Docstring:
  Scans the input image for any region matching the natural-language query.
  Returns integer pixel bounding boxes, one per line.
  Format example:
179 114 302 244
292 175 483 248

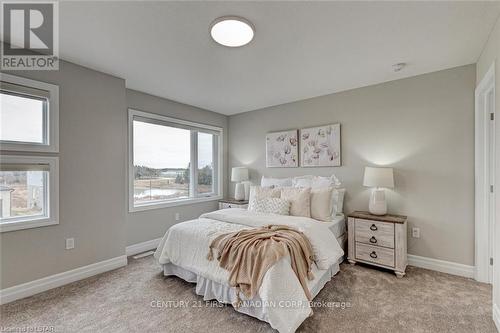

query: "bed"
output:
154 208 345 333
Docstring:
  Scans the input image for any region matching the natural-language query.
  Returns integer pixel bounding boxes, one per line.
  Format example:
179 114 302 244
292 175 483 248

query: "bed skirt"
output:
162 261 340 325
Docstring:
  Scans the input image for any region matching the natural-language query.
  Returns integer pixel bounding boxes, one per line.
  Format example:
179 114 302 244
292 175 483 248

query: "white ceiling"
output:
59 1 500 115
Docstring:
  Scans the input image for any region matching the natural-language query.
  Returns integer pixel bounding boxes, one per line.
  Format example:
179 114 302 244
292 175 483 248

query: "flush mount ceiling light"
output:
210 16 254 47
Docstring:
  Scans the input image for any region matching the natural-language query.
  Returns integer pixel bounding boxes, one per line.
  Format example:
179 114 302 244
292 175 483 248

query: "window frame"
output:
128 108 223 212
0 155 59 233
0 73 59 153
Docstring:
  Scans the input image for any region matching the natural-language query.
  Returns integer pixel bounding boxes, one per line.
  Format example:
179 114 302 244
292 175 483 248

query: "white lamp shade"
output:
363 167 394 188
231 167 249 182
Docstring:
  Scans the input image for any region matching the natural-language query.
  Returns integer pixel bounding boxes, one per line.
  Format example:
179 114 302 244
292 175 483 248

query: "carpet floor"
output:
1 256 496 333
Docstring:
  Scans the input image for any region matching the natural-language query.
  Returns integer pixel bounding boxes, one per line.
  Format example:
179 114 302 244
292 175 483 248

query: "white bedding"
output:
326 214 346 239
161 261 340 328
154 209 344 333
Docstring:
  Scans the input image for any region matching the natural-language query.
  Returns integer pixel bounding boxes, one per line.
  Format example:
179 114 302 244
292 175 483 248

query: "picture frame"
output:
266 130 299 168
300 123 341 167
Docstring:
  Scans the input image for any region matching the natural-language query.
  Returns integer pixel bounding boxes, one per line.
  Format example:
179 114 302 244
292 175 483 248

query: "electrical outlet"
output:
66 238 75 250
412 227 420 239
175 213 180 221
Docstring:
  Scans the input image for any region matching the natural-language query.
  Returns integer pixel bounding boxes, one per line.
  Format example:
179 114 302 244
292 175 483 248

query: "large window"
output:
0 74 60 232
129 109 222 211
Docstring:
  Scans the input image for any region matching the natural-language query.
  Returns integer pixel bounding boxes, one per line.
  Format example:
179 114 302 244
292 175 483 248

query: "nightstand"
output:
218 198 249 210
347 211 408 278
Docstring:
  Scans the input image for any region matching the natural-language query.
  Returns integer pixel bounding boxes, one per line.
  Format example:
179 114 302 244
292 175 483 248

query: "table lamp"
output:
231 167 249 201
363 166 394 215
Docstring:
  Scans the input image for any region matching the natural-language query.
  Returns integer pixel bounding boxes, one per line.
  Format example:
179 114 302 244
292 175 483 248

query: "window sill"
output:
129 195 222 213
0 218 58 233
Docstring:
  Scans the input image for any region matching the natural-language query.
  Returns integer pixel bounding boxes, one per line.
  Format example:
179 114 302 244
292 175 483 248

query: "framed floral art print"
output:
266 130 299 168
300 124 341 167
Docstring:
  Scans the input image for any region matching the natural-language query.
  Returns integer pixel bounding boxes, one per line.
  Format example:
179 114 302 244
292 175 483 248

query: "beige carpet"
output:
1 256 496 333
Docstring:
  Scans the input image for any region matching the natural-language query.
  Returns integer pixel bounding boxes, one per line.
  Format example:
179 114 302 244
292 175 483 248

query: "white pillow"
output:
310 187 333 222
248 186 281 210
261 176 293 188
292 175 313 188
250 198 290 215
292 174 341 189
281 187 311 217
331 188 346 216
311 175 341 189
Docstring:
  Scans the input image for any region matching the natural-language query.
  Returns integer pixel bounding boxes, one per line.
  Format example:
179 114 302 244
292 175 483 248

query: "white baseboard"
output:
0 255 127 305
408 254 474 278
494 303 500 332
125 238 162 256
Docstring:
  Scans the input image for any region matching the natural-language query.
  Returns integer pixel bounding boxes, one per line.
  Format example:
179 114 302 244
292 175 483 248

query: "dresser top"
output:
348 211 407 224
219 198 249 204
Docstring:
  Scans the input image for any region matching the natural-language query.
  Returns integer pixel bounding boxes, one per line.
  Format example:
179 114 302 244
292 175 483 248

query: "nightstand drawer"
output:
355 242 395 267
355 219 394 248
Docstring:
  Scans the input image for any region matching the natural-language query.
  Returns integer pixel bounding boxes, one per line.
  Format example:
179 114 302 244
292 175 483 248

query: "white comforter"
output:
154 209 344 333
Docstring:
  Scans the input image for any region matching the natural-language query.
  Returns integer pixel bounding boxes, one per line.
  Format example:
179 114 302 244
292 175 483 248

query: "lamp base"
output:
235 183 245 201
369 188 387 215
243 181 251 201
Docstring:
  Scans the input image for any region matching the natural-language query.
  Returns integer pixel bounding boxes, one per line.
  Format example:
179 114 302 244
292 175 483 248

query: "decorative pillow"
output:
250 198 290 215
261 176 293 188
248 186 281 210
310 187 333 222
280 187 311 217
292 174 341 189
331 188 346 216
311 175 341 189
292 175 314 188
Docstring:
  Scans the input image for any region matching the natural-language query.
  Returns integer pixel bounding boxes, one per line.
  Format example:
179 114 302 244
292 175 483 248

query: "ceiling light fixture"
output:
210 16 254 47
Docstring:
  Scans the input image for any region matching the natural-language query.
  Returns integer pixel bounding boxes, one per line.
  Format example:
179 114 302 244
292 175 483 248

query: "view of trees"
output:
134 165 163 179
134 163 212 185
197 165 213 185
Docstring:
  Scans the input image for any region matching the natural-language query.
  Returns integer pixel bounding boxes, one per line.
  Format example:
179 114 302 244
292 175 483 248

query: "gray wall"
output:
126 89 228 246
228 65 476 266
1 61 128 289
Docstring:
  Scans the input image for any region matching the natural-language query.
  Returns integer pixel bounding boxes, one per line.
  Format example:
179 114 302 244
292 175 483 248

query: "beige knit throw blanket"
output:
207 225 315 306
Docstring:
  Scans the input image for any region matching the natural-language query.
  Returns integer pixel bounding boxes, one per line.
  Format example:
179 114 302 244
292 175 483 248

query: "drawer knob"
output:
370 251 378 259
370 224 378 231
369 236 377 244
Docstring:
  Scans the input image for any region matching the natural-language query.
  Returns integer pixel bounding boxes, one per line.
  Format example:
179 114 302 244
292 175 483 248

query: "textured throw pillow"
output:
261 176 293 188
310 187 333 222
248 186 281 210
250 198 290 215
281 187 311 217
